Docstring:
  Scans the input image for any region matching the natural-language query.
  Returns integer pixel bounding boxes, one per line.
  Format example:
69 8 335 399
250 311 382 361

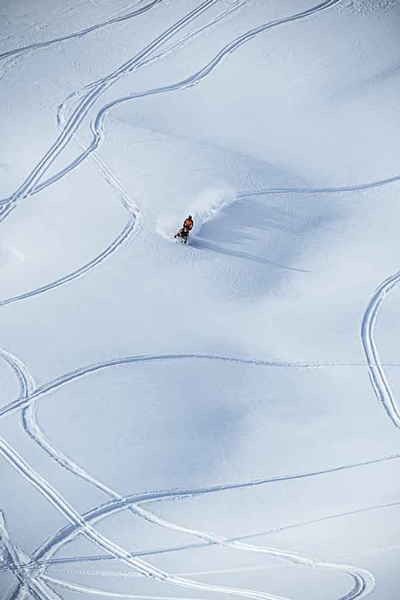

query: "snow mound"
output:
157 185 236 240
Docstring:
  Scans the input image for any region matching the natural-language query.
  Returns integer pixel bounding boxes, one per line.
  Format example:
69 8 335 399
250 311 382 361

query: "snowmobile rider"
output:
183 215 193 231
174 215 194 242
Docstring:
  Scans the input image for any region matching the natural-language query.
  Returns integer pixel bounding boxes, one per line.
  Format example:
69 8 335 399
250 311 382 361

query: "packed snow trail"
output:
0 352 291 600
0 0 220 211
5 352 400 421
2 281 396 600
55 0 251 134
22 497 399 572
0 433 166 586
0 438 174 580
21 383 376 599
0 149 141 308
44 0 251 197
1 343 399 577
2 0 344 224
0 359 170 590
8 0 251 206
237 176 400 197
42 561 372 600
1 436 295 600
0 1 163 62
2 0 400 311
43 577 260 600
0 2 397 600
2 339 400 600
26 0 343 203
0 512 60 600
0 353 36 598
3 170 400 308
30 436 400 565
0 0 252 305
0 218 136 308
0 349 36 400
361 270 400 427
1 425 372 600
2 173 400 307
0 346 381 600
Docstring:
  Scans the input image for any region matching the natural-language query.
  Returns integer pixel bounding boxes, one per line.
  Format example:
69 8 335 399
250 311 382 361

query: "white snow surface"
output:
0 1 400 599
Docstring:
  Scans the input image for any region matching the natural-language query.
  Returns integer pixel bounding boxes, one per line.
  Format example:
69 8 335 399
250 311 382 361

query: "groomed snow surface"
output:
1 1 400 598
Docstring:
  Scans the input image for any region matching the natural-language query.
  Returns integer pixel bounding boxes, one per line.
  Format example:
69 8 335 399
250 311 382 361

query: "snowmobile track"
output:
361 270 400 427
0 349 384 600
2 0 400 306
2 2 398 600
0 1 164 62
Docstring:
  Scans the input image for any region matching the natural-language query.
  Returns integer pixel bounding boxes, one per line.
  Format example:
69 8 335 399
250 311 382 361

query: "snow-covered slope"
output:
1 1 400 599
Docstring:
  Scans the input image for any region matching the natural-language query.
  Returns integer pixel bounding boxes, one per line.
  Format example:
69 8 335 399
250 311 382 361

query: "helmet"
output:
188 215 192 219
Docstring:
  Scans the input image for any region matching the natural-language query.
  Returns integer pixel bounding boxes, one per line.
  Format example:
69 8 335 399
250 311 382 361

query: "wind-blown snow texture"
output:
0 1 400 599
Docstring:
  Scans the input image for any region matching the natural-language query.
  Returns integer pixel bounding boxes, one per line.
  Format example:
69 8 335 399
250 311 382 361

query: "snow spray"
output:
157 185 236 240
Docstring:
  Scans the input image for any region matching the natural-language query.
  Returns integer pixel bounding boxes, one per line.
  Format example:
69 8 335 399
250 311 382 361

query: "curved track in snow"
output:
237 175 400 198
0 147 141 308
0 351 399 419
0 511 60 600
361 271 400 427
24 0 343 202
3 167 400 307
3 496 399 574
0 348 36 400
0 0 221 212
0 1 163 62
0 0 250 306
0 343 394 600
2 0 400 307
1 335 395 600
17 347 382 597
0 348 387 600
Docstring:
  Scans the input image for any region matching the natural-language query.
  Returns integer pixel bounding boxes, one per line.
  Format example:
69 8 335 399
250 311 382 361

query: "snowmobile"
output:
174 227 190 244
